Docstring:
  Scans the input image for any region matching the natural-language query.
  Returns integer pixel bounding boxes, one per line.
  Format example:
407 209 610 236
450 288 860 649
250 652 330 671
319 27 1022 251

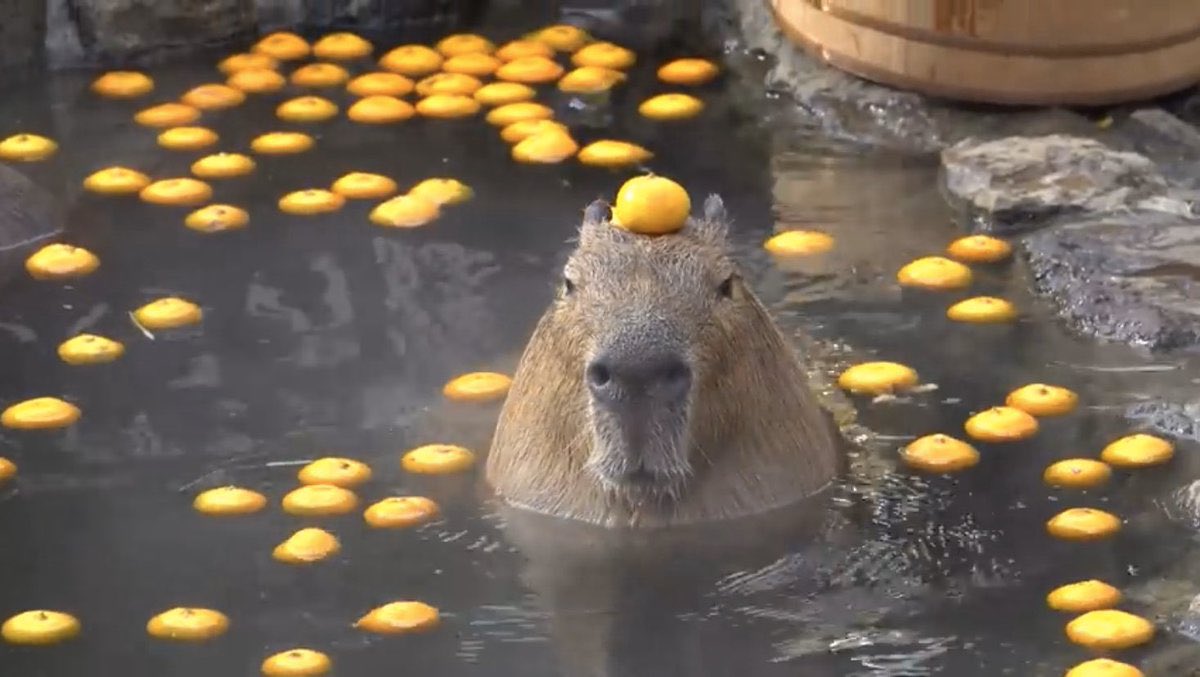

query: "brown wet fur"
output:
486 194 842 527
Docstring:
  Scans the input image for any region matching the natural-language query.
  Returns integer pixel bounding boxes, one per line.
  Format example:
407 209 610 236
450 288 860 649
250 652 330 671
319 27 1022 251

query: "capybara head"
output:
487 195 841 527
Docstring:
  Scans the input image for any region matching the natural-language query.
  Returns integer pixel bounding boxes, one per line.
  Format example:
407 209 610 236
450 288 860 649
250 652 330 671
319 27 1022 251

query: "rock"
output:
1023 210 1200 350
1127 400 1200 444
0 164 63 288
63 0 256 64
1181 593 1200 644
941 135 1191 233
0 0 46 78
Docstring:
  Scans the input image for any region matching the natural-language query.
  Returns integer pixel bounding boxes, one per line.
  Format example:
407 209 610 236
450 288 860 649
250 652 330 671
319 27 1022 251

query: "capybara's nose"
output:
586 352 692 405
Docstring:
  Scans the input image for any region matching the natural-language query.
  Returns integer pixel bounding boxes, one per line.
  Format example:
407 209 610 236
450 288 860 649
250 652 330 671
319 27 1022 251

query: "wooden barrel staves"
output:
770 0 1200 106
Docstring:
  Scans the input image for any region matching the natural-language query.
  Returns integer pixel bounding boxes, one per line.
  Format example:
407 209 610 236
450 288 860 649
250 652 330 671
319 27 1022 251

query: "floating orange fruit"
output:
83 166 151 195
485 101 554 127
946 234 1013 264
473 81 536 106
512 128 579 164
312 32 373 61
964 406 1038 442
281 484 359 517
415 72 483 97
0 457 15 483
496 56 565 84
1064 659 1144 677
1005 383 1078 417
25 243 100 280
436 33 495 58
2 610 81 645
763 230 835 256
900 434 979 474
331 172 398 200
638 93 704 121
57 334 125 365
140 178 213 206
572 41 636 70
184 204 249 233
253 32 311 61
290 63 351 88
369 194 440 228
408 178 473 206
496 39 553 61
610 174 691 234
415 94 480 119
363 496 441 529
276 96 339 122
157 126 219 151
1047 508 1121 541
251 132 314 155
133 297 202 330
276 189 343 216
272 527 341 564
946 296 1017 323
146 607 229 642
134 102 201 128
181 83 246 110
0 133 58 162
379 44 443 76
346 72 414 98
557 66 626 93
401 443 476 475
529 24 591 52
91 70 154 98
217 52 278 74
191 152 256 179
836 361 919 395
279 189 345 215
227 68 287 93
442 372 512 402
261 648 333 677
1047 580 1123 613
354 601 440 635
1065 609 1154 650
1 397 80 430
1043 459 1112 489
657 58 720 86
897 256 973 290
442 52 501 77
1099 433 1174 469
298 457 373 487
346 95 415 124
193 486 268 516
499 119 568 144
577 140 653 169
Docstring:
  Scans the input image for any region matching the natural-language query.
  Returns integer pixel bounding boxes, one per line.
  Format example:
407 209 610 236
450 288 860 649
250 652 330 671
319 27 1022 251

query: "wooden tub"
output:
770 0 1200 106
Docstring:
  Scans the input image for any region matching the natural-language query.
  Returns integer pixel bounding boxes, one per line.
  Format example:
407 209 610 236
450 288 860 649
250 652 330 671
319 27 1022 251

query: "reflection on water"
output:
1 16 1199 677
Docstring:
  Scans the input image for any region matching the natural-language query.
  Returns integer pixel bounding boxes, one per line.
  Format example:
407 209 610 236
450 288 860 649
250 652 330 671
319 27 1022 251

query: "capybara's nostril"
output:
588 352 691 404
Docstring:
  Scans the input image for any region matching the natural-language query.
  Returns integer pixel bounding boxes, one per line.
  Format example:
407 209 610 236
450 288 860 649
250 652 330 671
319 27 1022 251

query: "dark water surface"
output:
2 12 1199 677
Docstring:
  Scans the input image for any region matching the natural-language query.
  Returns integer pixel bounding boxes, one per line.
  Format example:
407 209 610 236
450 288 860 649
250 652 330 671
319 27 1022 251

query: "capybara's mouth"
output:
585 404 693 500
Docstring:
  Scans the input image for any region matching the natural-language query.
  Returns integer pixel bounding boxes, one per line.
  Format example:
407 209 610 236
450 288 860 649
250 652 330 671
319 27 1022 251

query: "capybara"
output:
486 194 841 527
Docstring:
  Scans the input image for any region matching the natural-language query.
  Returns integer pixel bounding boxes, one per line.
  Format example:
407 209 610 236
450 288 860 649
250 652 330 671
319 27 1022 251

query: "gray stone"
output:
65 0 256 63
0 164 63 288
1023 210 1200 350
1181 593 1200 644
941 135 1191 232
1127 400 1200 444
0 0 46 78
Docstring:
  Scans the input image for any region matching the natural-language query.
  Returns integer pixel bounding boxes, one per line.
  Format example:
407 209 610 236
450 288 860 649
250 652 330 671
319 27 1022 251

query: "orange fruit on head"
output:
610 175 692 235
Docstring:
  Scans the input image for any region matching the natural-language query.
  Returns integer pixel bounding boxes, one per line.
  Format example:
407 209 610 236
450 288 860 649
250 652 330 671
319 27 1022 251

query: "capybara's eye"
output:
717 275 734 299
561 276 576 296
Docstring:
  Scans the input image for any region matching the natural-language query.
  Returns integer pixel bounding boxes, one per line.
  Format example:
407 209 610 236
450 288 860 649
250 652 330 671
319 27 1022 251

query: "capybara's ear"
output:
692 193 730 244
579 198 611 241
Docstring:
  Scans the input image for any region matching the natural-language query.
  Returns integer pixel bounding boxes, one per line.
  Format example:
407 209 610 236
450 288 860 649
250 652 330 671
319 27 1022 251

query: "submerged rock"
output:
941 135 1189 233
0 164 62 288
1127 400 1200 444
1023 210 1200 350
